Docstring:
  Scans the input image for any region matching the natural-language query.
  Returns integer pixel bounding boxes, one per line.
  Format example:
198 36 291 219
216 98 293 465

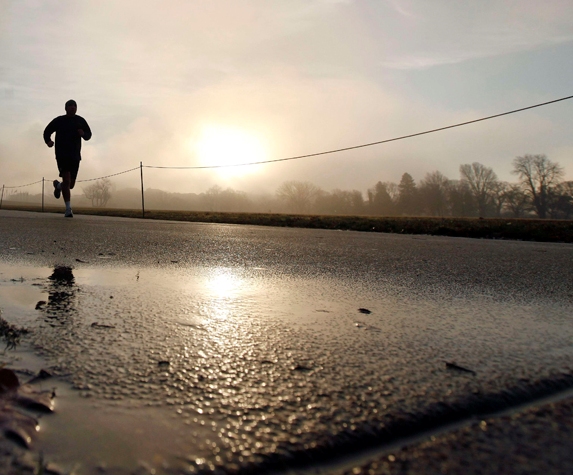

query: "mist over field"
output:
4 153 572 219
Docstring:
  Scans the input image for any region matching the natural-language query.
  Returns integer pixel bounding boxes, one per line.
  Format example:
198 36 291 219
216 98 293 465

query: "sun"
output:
192 125 268 178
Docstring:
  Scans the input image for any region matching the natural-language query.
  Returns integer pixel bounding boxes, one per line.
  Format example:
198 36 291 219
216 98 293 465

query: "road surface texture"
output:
0 209 572 474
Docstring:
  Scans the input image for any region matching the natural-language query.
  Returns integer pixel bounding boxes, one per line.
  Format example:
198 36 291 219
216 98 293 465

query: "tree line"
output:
277 154 573 219
63 153 573 218
5 154 570 219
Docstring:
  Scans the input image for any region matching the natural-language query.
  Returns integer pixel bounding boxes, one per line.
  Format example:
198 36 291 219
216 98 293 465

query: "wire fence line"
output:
1 167 140 190
2 93 572 216
4 179 43 189
77 166 141 183
0 166 144 215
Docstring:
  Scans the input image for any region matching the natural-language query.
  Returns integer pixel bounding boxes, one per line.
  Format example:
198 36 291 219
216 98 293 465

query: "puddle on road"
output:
39 386 212 473
1 261 573 474
0 264 220 472
0 267 49 327
0 263 339 472
0 285 48 308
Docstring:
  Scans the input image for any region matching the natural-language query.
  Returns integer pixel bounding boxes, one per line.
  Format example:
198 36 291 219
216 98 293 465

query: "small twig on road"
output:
445 361 477 376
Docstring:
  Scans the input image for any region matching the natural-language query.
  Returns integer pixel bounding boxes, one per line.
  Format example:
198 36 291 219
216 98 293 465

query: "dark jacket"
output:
43 115 92 161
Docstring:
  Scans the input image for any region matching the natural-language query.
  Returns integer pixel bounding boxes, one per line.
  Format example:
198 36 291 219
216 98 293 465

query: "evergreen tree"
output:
397 173 418 215
367 181 395 216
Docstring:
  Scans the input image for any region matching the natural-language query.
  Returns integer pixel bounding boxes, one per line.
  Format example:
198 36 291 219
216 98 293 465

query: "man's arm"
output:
43 118 57 147
78 117 92 141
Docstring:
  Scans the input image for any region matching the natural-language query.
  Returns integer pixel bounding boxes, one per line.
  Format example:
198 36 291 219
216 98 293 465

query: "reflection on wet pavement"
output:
1 257 573 474
41 266 78 326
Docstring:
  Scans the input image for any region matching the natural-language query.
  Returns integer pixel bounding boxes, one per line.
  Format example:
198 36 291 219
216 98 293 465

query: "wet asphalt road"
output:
1 209 573 474
333 394 573 475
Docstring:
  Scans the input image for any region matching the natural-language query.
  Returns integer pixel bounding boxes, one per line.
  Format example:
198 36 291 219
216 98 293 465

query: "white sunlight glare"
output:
193 125 268 179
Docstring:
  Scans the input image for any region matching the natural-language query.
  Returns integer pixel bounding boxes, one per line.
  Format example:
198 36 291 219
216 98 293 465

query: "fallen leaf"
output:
0 369 19 393
0 412 37 448
0 369 56 448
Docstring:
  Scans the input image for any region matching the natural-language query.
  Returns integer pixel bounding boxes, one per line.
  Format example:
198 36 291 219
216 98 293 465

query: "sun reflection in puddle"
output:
204 268 243 299
199 267 252 323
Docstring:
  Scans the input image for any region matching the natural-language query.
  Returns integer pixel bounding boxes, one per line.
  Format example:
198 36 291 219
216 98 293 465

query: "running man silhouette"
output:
43 100 92 217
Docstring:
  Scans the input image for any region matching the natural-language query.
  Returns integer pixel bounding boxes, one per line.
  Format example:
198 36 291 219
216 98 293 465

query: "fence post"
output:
0 185 4 209
140 162 145 218
42 178 45 212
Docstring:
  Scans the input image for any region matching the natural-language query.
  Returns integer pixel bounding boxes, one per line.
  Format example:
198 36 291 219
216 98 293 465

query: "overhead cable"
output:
144 94 573 170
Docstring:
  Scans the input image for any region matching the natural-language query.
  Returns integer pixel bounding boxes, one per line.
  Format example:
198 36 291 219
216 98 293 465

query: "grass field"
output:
2 203 573 243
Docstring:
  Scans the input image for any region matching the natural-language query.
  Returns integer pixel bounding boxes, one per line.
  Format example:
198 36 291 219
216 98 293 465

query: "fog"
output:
4 152 572 219
2 0 573 197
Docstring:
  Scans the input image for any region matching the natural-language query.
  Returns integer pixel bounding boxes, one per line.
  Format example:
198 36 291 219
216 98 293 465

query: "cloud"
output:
385 0 413 18
1 0 572 196
373 0 573 69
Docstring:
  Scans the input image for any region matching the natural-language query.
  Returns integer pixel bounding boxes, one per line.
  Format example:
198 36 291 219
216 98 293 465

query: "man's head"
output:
65 99 77 115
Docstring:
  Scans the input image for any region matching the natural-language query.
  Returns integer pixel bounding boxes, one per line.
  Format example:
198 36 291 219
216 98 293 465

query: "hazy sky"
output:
1 0 573 196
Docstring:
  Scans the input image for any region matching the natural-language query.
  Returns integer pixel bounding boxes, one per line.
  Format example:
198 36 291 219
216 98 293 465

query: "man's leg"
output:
54 161 63 199
61 171 73 217
53 180 61 199
61 171 71 202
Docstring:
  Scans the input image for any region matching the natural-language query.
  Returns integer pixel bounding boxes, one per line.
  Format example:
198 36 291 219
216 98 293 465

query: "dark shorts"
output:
56 158 80 181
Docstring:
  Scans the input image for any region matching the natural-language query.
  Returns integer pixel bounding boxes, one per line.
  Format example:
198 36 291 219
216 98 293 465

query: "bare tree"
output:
459 162 499 217
217 188 251 212
276 181 320 213
561 181 573 197
447 179 476 217
548 181 573 219
203 185 223 211
8 191 31 203
315 189 365 215
202 185 252 212
419 171 450 216
385 182 399 202
511 154 564 218
490 181 509 217
503 184 529 218
83 178 112 207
